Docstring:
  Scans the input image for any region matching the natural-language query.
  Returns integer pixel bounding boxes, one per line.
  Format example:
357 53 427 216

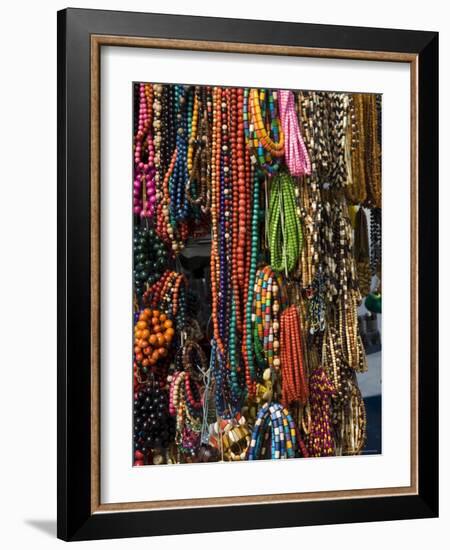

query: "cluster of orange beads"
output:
134 309 175 369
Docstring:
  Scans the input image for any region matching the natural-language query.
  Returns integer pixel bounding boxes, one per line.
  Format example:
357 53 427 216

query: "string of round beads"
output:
134 308 175 374
133 225 168 301
244 171 261 392
133 83 157 218
133 381 175 465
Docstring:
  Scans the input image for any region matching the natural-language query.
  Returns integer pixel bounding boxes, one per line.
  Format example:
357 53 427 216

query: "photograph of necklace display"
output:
132 82 382 466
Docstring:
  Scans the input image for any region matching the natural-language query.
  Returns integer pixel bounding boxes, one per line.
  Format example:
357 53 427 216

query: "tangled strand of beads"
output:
168 341 208 457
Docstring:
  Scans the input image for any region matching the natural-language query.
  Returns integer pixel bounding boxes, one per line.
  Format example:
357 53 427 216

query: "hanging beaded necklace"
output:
345 93 367 205
268 172 303 274
305 367 336 457
328 92 349 190
252 266 282 377
133 83 156 218
170 86 190 220
243 171 261 393
280 305 309 406
354 206 371 297
277 89 311 177
339 376 367 456
186 86 212 214
133 225 168 302
370 207 382 280
133 380 175 466
363 94 382 208
243 88 283 175
248 401 298 460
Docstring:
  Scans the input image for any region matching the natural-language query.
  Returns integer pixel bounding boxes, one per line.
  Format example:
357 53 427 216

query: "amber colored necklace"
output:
345 93 367 205
363 94 382 208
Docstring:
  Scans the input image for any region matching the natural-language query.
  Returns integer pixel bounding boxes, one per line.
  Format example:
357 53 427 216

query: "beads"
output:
133 382 175 465
134 308 175 375
305 368 336 457
133 83 156 218
248 402 298 460
268 172 303 274
277 89 311 177
132 83 380 465
252 266 282 377
133 225 168 298
280 305 309 406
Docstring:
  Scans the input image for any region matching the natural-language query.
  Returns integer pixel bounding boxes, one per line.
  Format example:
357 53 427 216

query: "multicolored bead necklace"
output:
132 82 381 465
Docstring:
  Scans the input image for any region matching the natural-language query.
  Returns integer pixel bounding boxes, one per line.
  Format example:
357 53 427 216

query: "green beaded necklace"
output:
268 172 303 274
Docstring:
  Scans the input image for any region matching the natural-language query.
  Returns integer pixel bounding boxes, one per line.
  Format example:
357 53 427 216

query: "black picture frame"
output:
57 7 438 541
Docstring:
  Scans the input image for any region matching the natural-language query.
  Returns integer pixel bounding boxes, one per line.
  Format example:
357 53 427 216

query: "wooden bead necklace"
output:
336 376 367 456
363 94 382 208
345 93 367 205
354 206 371 297
248 402 298 460
243 88 282 175
280 305 309 406
249 88 285 157
252 265 282 376
328 92 349 189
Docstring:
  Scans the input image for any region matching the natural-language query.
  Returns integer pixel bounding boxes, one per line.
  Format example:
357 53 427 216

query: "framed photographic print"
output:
57 8 439 541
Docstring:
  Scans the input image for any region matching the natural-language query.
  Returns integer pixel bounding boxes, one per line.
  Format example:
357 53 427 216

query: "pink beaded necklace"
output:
133 83 157 218
278 89 311 177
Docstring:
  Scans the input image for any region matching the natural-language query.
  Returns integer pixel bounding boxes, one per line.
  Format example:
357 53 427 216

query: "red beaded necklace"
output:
280 305 309 406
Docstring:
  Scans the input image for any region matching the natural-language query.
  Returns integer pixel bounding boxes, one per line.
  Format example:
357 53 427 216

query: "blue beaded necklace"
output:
169 85 190 223
248 401 298 460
